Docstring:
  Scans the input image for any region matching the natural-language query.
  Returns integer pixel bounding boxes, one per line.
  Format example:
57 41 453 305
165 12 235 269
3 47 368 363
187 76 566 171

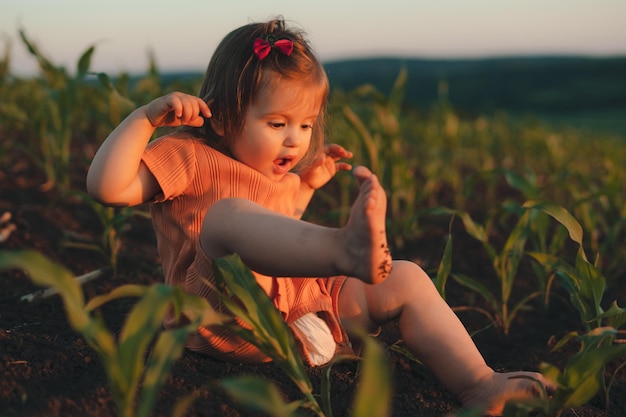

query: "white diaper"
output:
290 312 336 366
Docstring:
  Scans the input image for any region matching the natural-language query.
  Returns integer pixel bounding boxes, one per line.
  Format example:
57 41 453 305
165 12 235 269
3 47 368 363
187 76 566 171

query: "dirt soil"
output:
1 153 625 417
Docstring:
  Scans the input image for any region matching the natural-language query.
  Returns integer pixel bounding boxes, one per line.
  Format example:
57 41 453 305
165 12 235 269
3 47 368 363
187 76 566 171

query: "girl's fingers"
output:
324 143 353 159
146 93 211 128
198 99 212 118
336 161 352 172
185 114 207 127
175 95 211 127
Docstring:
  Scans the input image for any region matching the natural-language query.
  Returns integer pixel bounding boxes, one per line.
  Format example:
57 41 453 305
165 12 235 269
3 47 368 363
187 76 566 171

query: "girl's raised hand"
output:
144 92 212 128
299 143 353 190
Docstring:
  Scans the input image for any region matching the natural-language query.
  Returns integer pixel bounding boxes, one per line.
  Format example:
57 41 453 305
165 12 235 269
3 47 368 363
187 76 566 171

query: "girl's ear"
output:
210 117 225 136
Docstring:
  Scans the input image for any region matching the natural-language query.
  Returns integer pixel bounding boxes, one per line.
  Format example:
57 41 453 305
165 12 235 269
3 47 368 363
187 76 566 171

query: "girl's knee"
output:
391 260 431 283
389 260 439 297
357 261 437 320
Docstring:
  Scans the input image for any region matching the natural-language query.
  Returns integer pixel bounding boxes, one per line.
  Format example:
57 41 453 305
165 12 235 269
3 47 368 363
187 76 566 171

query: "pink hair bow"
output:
253 35 294 60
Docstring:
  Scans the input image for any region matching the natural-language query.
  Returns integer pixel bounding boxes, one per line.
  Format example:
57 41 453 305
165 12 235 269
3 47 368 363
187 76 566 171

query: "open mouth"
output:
273 156 294 174
275 156 294 167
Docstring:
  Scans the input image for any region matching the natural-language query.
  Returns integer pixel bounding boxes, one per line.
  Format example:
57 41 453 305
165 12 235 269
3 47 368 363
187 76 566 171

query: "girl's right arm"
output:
86 93 211 207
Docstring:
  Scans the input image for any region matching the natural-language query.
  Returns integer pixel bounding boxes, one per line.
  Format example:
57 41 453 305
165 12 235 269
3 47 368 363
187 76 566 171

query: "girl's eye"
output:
301 123 313 130
269 122 285 128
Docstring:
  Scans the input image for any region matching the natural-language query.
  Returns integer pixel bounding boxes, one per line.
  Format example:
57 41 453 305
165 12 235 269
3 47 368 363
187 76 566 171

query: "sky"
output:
2 0 626 76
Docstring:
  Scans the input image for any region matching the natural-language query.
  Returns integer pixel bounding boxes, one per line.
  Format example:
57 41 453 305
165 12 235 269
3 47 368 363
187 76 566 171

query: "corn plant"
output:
212 254 391 417
502 169 569 305
328 69 422 248
449 327 626 417
488 327 626 417
431 206 541 343
567 177 626 286
524 201 626 408
430 213 454 300
12 29 98 193
3 30 138 196
219 337 390 417
93 71 137 131
524 200 626 333
211 254 321 415
327 338 391 417
63 191 150 273
0 249 223 417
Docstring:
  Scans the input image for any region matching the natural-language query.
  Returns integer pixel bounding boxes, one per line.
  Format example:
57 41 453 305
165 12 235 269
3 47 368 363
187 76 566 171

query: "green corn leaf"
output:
178 292 226 329
504 168 540 200
95 71 136 111
452 273 499 313
499 211 530 303
528 252 596 329
214 258 274 335
539 362 563 386
96 72 116 91
581 326 617 347
574 251 606 324
19 28 55 74
503 399 551 417
527 209 550 253
506 291 541 330
419 206 456 217
0 250 125 408
434 232 453 299
342 106 380 174
527 252 576 281
455 211 488 244
137 325 195 417
545 327 626 411
530 245 607 330
551 331 580 352
596 301 626 329
350 335 392 417
171 389 204 417
0 102 29 122
523 200 587 262
214 260 291 354
452 408 487 417
455 211 498 263
85 284 148 311
212 255 316 400
0 250 88 329
561 345 625 409
116 285 180 397
388 67 407 112
76 46 95 79
320 354 361 417
320 363 334 417
221 376 307 417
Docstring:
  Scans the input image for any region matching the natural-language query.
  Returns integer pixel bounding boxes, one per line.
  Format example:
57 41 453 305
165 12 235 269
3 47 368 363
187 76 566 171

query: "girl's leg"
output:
199 166 392 284
338 260 552 415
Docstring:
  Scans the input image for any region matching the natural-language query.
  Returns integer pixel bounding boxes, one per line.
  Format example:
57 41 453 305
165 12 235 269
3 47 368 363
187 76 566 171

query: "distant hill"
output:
162 56 626 136
323 56 626 135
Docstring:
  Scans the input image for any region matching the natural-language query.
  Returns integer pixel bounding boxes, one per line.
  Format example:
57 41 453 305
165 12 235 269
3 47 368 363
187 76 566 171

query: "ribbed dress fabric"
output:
141 135 347 364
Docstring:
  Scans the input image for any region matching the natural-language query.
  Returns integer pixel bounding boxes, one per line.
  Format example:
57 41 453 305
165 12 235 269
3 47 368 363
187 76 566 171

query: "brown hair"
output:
191 18 328 170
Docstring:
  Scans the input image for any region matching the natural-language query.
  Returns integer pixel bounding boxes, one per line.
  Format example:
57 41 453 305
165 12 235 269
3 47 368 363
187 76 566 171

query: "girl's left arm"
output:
293 144 352 219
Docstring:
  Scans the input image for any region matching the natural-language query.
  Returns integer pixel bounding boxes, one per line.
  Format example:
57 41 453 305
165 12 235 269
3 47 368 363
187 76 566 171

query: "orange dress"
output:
142 135 347 364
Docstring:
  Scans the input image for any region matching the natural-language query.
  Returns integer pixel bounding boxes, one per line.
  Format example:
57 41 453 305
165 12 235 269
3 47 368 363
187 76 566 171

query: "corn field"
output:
1 31 625 417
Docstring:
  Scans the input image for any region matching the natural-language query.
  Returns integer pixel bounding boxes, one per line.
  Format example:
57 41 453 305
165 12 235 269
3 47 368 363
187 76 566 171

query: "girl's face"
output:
227 77 322 181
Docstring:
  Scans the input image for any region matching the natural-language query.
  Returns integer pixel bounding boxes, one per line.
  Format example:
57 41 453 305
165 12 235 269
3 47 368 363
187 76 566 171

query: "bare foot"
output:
459 370 555 416
339 166 392 284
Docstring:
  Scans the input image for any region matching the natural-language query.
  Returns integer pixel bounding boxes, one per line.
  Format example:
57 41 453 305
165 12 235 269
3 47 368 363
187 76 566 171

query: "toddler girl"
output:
87 18 552 415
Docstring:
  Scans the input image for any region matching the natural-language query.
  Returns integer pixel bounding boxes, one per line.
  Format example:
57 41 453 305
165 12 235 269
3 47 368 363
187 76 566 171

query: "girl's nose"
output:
283 127 304 147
